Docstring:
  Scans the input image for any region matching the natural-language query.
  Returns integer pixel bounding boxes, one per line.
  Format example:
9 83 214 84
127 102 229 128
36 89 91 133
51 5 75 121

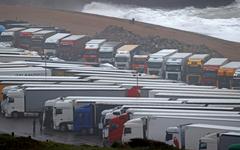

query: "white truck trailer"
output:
2 87 130 117
165 53 192 81
167 124 240 150
122 116 240 145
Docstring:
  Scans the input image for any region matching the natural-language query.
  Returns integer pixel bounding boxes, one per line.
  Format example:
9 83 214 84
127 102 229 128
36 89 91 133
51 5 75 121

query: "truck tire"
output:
59 124 68 131
11 111 19 118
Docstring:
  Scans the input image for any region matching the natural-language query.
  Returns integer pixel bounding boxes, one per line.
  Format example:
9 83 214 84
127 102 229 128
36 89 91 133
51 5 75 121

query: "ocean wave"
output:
81 2 240 43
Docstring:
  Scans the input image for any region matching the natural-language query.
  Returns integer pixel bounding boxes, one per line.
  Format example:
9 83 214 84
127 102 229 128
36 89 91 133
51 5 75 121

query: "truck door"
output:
74 104 93 133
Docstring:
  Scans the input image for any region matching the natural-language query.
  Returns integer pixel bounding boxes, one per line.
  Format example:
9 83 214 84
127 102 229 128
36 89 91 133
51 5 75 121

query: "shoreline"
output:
0 4 239 60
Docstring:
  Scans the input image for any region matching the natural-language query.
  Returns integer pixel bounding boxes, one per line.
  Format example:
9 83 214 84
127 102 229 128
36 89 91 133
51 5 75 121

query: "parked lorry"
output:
18 28 42 49
232 69 240 89
199 132 240 150
122 116 240 146
186 54 210 85
31 30 56 53
115 45 139 70
165 53 192 81
43 97 175 132
2 87 139 117
0 54 42 63
105 109 240 145
99 41 122 64
0 67 51 76
82 39 106 63
59 35 89 61
147 49 178 77
202 58 229 86
217 62 240 89
44 33 70 56
167 124 240 150
132 54 149 73
0 27 25 47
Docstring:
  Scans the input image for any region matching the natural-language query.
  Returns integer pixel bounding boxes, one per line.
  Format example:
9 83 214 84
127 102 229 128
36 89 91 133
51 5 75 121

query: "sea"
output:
78 0 240 43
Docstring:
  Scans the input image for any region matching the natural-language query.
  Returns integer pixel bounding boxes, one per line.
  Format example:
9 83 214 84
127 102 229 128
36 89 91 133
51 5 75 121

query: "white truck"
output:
115 45 139 70
165 53 192 81
99 41 121 64
0 67 51 76
167 124 240 150
2 87 129 118
122 116 240 145
147 49 178 77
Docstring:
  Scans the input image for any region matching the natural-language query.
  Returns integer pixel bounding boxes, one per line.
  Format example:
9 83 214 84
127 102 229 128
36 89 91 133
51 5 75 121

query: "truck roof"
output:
0 67 47 72
5 27 25 32
150 49 178 56
45 33 70 43
168 53 192 59
204 58 229 66
117 45 139 52
32 30 55 35
61 35 86 41
189 54 209 60
186 123 240 131
101 41 121 47
86 39 106 44
20 28 42 33
220 61 240 69
25 87 126 91
0 54 41 58
221 132 240 136
133 55 148 59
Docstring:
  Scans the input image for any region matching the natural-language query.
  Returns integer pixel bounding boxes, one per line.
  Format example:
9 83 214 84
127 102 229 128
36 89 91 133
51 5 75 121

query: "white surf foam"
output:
81 1 240 43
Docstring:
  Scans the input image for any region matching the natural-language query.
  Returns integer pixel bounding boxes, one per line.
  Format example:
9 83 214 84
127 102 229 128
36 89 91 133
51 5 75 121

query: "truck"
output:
59 35 89 61
132 54 149 73
18 28 42 49
99 41 122 64
43 97 177 132
217 62 240 89
44 33 71 56
0 27 25 47
0 54 42 63
202 58 229 86
2 87 139 117
165 53 192 81
232 69 240 89
114 45 139 70
186 54 210 85
0 67 51 76
147 49 178 77
167 124 240 150
105 110 240 145
82 39 106 63
31 30 56 53
122 116 240 147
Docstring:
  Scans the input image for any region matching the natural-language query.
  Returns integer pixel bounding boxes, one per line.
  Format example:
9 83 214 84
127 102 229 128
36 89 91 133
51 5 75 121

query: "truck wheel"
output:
11 112 19 118
59 124 68 131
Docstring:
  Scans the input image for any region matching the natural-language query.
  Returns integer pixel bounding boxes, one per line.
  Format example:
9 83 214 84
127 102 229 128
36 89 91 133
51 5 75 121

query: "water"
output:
80 1 240 43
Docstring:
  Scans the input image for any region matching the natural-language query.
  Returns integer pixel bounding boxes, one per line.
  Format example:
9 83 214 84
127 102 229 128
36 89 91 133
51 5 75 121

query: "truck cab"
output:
0 27 25 47
115 45 139 70
19 28 42 49
132 54 148 73
2 88 24 118
186 54 210 85
82 39 106 63
232 69 240 89
99 42 121 64
165 53 192 81
217 62 240 89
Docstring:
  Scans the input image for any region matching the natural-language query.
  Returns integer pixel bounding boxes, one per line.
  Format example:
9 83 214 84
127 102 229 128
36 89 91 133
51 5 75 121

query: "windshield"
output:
20 37 31 45
133 59 146 65
115 57 128 62
187 66 201 74
202 71 216 78
99 52 112 58
44 43 57 49
147 62 162 68
84 49 98 55
166 65 181 71
31 40 43 47
0 36 13 42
